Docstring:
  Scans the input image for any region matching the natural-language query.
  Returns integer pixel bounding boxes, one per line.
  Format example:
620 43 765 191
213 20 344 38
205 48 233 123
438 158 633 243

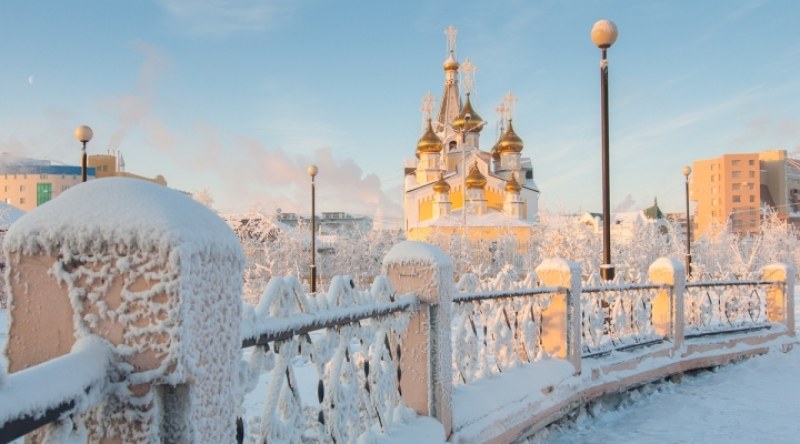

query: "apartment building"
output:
690 149 800 235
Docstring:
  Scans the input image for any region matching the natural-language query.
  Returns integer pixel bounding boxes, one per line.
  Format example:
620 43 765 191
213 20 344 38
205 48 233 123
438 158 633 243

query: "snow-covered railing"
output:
0 336 112 443
684 279 771 336
580 283 665 357
451 287 561 384
237 275 418 443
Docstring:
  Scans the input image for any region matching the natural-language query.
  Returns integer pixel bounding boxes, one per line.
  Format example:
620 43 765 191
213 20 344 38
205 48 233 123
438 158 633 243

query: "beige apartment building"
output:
691 149 800 235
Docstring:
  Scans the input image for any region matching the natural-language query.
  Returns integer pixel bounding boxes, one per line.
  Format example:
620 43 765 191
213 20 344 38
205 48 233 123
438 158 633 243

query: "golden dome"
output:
505 173 521 193
452 93 484 133
433 172 450 194
466 161 487 189
491 142 500 160
498 119 524 153
416 119 443 158
443 51 460 71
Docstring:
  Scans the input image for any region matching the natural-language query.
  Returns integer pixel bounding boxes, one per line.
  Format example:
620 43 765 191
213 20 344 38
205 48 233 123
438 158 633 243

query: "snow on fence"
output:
237 275 418 443
684 279 771 336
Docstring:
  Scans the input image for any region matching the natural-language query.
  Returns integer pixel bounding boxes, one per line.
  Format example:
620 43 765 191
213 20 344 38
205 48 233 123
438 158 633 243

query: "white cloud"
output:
154 0 297 36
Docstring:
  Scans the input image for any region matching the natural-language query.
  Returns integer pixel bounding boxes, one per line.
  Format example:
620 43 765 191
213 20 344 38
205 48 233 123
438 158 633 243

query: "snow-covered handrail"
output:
241 294 418 347
0 336 112 442
452 286 563 304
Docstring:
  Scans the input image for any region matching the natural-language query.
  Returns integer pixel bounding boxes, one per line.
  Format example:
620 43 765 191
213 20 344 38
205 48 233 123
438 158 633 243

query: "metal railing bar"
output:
452 286 564 304
242 296 418 348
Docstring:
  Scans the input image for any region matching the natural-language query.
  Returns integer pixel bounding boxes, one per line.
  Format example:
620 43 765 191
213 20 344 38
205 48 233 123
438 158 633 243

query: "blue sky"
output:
0 0 798 226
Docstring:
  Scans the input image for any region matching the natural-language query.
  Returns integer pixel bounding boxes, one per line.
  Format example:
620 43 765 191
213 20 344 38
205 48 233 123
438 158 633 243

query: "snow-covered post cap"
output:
4 178 241 258
535 258 581 374
382 240 452 271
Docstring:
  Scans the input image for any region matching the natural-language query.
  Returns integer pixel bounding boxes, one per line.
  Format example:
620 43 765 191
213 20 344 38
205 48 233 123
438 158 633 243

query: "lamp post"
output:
74 125 93 182
682 166 693 276
308 165 318 293
591 19 618 281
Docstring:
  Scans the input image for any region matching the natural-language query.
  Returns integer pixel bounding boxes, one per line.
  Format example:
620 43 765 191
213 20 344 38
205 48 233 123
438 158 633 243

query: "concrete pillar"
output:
648 258 686 350
383 241 453 437
535 259 582 374
3 178 244 443
762 263 796 336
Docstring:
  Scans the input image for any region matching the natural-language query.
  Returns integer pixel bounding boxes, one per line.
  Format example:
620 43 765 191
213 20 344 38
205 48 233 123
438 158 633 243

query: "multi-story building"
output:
0 154 95 211
403 26 540 242
690 149 800 235
0 152 167 212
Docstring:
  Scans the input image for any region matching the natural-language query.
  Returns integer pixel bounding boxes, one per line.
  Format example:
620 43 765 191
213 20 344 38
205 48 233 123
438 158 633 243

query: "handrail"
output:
0 337 111 443
452 286 564 304
241 294 418 348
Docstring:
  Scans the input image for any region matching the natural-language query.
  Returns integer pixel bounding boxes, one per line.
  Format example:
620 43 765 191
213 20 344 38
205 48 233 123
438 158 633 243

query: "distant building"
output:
0 152 166 212
403 26 540 243
579 199 669 242
690 149 800 235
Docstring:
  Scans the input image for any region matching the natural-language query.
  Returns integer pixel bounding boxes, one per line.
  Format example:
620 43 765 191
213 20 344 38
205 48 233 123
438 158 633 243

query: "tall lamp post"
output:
308 165 318 293
74 125 93 182
682 166 693 276
591 19 619 281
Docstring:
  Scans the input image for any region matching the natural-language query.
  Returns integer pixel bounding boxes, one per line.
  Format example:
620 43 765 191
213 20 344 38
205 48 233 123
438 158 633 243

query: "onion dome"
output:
433 171 450 194
416 119 443 158
452 93 484 133
498 120 524 153
466 161 487 189
443 50 460 71
491 142 501 160
505 173 521 193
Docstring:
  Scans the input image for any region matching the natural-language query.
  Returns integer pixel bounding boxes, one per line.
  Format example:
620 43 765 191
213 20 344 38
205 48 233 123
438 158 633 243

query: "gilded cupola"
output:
416 119 443 158
498 119 524 153
466 161 487 189
505 173 522 193
433 172 451 194
443 50 460 71
452 92 484 133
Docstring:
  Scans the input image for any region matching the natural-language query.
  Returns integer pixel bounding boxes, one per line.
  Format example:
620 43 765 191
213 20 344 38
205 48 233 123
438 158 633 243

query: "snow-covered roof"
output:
4 178 241 257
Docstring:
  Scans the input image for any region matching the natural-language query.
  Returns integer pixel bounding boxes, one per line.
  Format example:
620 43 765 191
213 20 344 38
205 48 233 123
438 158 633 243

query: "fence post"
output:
3 178 244 442
648 258 686 350
535 259 581 374
383 241 453 437
762 263 796 336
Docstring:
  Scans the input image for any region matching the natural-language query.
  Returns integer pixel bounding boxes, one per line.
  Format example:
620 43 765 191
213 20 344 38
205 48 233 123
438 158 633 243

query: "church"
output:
403 26 540 242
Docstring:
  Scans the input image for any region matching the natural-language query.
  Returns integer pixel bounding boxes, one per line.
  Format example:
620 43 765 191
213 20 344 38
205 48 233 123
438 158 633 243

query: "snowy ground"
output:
2 288 799 443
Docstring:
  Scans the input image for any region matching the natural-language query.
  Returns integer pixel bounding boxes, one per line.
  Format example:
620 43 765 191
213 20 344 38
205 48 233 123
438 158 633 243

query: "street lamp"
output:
682 166 693 276
74 125 93 182
591 19 618 281
308 165 318 293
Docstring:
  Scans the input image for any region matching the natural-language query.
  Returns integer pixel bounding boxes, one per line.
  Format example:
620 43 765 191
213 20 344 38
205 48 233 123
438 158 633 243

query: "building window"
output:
19 185 25 192
732 183 740 190
711 164 716 170
712 198 720 205
748 183 754 190
749 159 755 166
732 171 741 178
732 195 741 203
732 159 741 166
19 197 25 204
749 195 755 203
711 175 715 182
749 171 755 178
712 186 719 194
712 210 718 217
40 174 47 179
